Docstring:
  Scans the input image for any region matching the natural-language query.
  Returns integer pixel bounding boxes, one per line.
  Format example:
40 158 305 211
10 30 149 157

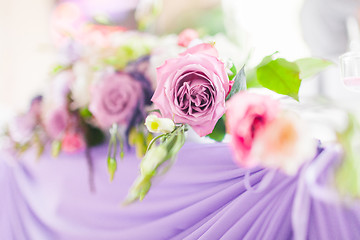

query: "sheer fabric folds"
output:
0 143 359 240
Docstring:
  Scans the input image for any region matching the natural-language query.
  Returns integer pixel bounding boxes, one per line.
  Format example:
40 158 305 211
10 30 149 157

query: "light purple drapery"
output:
0 143 359 239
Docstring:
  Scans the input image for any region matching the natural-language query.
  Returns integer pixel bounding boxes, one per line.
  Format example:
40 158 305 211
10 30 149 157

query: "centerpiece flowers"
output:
3 24 333 201
124 37 331 203
5 26 158 184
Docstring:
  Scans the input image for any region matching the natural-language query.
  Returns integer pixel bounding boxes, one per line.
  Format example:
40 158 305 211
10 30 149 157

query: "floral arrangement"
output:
5 25 158 181
3 21 335 202
124 33 332 203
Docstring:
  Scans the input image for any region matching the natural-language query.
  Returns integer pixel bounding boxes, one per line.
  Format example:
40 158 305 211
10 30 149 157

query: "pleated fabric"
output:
0 143 359 240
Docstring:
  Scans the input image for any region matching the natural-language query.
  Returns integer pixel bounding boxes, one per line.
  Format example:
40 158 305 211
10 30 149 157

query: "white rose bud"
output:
145 114 175 134
140 145 167 175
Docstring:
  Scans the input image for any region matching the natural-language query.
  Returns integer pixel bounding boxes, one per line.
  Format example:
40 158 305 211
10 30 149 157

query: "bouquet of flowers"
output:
3 22 338 202
5 25 158 181
124 34 332 203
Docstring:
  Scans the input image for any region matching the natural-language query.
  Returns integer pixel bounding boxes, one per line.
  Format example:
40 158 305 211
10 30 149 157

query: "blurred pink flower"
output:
61 132 85 153
51 2 86 45
152 43 229 137
89 72 143 129
251 112 316 175
8 97 43 143
78 24 126 48
178 29 199 47
44 107 69 140
226 92 279 167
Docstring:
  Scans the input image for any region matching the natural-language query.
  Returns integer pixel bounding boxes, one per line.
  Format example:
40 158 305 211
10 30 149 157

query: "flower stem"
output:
146 133 165 152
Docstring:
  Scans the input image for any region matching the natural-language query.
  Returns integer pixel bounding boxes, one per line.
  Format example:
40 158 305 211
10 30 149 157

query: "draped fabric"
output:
0 143 359 240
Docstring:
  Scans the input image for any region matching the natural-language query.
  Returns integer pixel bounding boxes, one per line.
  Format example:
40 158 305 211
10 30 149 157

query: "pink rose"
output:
178 29 199 47
61 132 85 153
89 72 143 129
44 106 69 139
226 92 279 167
250 112 316 175
152 43 229 137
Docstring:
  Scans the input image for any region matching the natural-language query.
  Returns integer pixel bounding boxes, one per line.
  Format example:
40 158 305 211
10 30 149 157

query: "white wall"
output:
0 0 55 117
223 0 309 64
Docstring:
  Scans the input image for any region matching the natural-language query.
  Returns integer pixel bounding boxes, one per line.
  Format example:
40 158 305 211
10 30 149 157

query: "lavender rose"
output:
89 72 143 129
152 43 230 136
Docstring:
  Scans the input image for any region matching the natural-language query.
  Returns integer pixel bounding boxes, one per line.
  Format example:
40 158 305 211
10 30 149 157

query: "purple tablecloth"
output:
0 143 360 239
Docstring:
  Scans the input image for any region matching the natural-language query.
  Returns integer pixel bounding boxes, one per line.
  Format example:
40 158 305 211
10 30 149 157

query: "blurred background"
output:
0 0 359 122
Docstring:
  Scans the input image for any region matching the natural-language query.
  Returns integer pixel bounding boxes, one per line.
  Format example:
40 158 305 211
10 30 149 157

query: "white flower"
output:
145 114 175 134
71 61 106 109
140 145 167 175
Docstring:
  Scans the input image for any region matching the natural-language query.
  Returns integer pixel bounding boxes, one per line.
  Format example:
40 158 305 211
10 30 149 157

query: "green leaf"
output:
246 68 262 88
79 108 93 118
93 15 111 25
51 65 66 75
139 178 152 201
335 113 360 198
51 140 62 158
228 63 237 81
257 55 273 68
125 125 186 204
107 157 117 182
257 57 301 101
295 58 333 79
207 116 226 142
225 65 246 101
164 129 185 160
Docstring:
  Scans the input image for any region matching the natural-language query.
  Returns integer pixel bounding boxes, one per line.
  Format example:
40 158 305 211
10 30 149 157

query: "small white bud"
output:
145 114 175 134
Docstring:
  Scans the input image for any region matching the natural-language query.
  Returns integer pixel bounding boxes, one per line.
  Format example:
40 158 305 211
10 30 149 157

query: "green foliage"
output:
51 65 69 75
129 127 149 158
295 58 333 79
228 63 237 81
137 0 162 31
107 157 117 182
51 140 62 158
79 108 93 118
246 68 262 88
125 125 186 204
93 15 111 25
84 124 105 147
207 116 226 142
257 56 301 101
103 42 151 70
188 7 225 36
247 54 332 101
335 114 360 198
226 65 246 101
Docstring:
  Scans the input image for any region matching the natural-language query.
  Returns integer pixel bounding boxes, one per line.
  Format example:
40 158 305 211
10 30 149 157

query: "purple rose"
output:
89 72 143 129
152 43 230 137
